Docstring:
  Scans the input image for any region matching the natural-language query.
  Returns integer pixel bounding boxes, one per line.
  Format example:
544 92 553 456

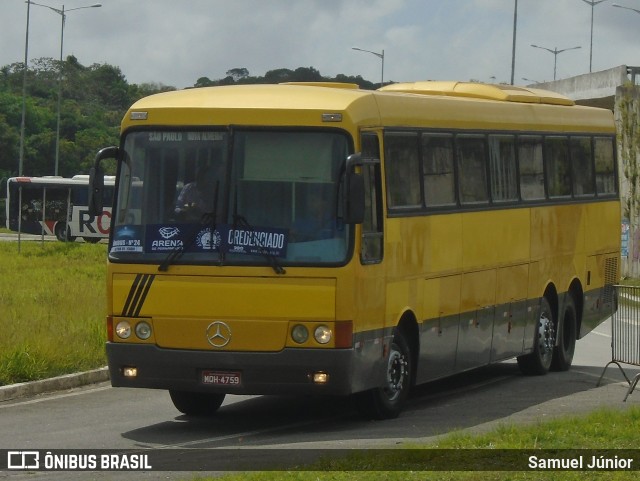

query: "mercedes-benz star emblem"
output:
206 321 232 348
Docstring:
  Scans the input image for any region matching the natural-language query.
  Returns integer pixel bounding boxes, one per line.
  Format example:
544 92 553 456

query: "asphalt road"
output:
1 318 639 480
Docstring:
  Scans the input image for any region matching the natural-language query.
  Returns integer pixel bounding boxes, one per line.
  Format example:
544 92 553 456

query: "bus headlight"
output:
314 325 332 344
135 321 152 340
115 321 131 339
291 324 309 344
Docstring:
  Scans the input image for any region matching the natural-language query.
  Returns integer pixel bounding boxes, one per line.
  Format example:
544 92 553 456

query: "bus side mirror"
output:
89 146 118 217
344 153 365 225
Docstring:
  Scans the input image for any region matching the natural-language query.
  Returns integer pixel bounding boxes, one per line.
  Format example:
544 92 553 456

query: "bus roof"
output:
378 81 575 106
123 82 614 134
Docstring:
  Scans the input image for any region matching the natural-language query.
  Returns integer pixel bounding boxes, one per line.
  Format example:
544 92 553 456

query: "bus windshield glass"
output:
111 129 351 267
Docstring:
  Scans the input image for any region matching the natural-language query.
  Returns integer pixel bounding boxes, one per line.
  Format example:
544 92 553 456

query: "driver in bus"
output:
174 162 223 220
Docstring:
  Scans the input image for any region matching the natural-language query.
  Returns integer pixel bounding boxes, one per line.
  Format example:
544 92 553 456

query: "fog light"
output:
123 367 137 378
135 321 152 340
115 321 131 339
314 325 332 344
291 324 309 344
313 371 329 384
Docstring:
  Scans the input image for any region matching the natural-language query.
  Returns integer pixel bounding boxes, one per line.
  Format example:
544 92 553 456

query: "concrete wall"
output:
533 65 629 103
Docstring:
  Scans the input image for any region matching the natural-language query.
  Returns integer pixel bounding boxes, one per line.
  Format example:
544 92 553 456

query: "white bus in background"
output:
5 175 114 242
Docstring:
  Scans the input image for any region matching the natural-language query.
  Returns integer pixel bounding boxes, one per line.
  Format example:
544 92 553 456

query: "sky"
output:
1 0 639 90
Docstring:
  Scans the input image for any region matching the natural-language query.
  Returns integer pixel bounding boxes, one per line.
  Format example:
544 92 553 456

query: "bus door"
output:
352 131 387 390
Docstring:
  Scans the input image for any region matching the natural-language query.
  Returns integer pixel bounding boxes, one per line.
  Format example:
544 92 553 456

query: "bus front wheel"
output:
355 329 412 419
517 296 555 375
169 390 225 416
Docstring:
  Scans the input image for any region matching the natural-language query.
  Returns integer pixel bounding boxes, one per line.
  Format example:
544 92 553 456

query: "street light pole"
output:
580 0 607 73
612 3 640 14
28 1 102 176
19 1 32 177
530 44 582 80
351 47 385 87
511 0 518 85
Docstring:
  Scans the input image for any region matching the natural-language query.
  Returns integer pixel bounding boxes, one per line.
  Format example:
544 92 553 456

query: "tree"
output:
0 58 378 177
226 68 249 82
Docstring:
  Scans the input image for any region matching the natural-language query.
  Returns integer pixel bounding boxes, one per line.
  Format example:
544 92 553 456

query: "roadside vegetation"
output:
188 406 640 481
0 241 107 385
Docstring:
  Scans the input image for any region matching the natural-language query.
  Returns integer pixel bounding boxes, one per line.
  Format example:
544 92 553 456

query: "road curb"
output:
0 367 110 402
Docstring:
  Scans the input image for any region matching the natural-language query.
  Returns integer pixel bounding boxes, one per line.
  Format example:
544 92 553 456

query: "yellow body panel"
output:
111 270 337 351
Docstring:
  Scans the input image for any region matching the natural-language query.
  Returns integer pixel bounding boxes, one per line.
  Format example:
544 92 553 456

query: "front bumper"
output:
106 342 356 396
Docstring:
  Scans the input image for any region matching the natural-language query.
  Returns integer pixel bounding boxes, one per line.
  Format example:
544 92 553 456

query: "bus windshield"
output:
111 129 352 268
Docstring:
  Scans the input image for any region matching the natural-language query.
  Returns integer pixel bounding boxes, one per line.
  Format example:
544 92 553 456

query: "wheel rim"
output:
383 344 408 402
537 311 555 366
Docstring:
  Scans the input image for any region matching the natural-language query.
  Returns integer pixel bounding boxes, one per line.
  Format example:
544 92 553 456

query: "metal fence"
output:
598 285 640 401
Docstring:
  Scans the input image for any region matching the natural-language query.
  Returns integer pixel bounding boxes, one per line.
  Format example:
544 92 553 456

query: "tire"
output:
355 329 412 420
83 237 101 243
517 296 556 376
551 295 577 372
54 222 75 242
169 390 225 416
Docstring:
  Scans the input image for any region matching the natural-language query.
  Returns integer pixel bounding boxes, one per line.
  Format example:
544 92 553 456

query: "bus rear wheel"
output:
551 295 577 371
355 329 412 419
169 390 225 416
517 296 555 375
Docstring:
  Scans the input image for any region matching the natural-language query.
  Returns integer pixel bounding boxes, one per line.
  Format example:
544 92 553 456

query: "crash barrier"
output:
598 285 640 401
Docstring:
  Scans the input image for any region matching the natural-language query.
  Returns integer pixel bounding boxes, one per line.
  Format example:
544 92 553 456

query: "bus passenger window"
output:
488 135 518 202
422 134 456 207
518 136 545 201
594 137 616 195
545 137 571 198
384 132 421 209
457 135 488 205
570 137 595 197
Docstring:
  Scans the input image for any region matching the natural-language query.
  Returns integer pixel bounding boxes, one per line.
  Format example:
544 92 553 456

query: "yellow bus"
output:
89 81 619 419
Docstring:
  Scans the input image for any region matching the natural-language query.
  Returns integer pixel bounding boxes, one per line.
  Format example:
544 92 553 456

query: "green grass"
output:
0 242 107 385
185 406 640 481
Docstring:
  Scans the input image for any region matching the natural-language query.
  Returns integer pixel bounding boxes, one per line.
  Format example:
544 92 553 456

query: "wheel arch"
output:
543 283 559 326
395 309 419 387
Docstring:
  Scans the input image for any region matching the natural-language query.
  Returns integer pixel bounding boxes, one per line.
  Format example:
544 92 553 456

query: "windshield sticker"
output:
194 227 223 251
146 224 188 252
141 223 288 257
111 225 144 253
226 226 288 258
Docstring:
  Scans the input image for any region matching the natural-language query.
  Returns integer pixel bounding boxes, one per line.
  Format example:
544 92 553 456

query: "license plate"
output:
202 370 241 386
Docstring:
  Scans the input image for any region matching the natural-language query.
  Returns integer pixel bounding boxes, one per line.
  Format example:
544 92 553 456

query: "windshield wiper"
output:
232 199 286 275
158 181 220 272
157 212 215 272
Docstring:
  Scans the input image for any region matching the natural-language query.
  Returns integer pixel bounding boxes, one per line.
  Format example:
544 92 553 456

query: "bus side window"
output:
594 137 616 196
422 133 456 207
519 136 545 201
488 135 518 202
384 132 421 209
545 136 571 198
570 136 595 197
361 133 383 264
457 135 488 205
